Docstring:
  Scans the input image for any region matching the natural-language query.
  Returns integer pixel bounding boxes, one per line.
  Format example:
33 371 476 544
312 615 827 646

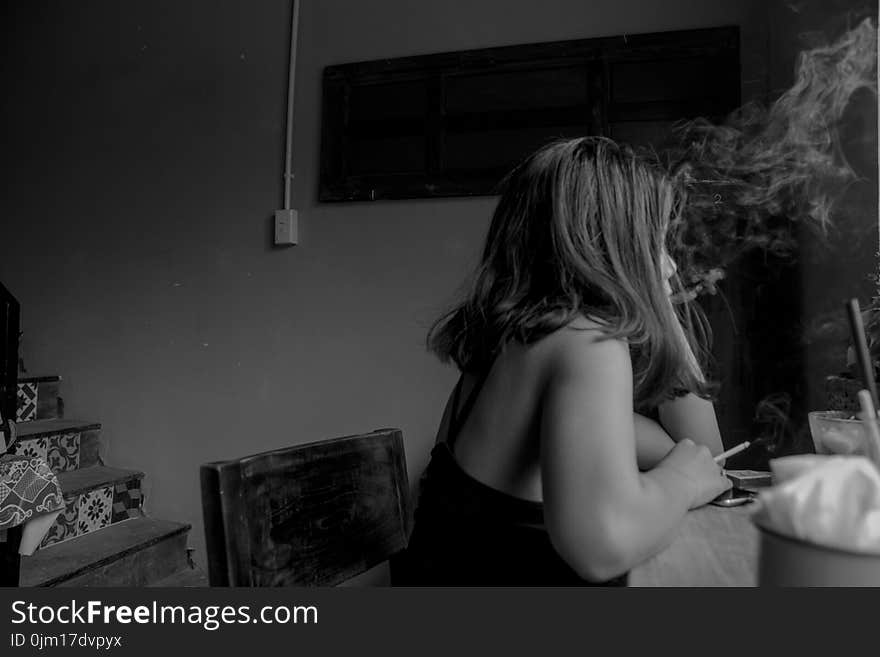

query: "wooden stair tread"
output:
149 567 209 587
20 517 190 587
18 375 61 383
57 465 144 497
17 418 101 438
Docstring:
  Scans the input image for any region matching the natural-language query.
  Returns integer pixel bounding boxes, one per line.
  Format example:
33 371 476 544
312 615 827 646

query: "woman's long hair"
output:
427 136 713 411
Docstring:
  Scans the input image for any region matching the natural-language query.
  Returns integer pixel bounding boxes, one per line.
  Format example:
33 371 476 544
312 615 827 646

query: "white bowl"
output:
755 518 880 586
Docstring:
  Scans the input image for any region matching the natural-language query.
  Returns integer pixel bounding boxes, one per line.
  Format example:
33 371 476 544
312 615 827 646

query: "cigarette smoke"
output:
651 12 878 460
753 393 796 455
660 17 877 301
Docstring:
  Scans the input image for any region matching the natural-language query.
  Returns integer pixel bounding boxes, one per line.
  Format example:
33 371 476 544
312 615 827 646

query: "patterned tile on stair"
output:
15 437 48 463
16 382 37 421
40 496 80 547
112 479 143 523
77 487 113 535
16 376 62 422
39 466 145 549
14 420 102 473
16 434 79 473
45 433 80 471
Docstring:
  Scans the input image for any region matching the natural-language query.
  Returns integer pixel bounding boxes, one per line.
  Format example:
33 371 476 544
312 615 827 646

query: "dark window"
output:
319 26 740 202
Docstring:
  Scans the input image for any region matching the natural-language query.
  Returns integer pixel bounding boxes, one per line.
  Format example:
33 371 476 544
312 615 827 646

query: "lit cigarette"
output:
714 441 750 463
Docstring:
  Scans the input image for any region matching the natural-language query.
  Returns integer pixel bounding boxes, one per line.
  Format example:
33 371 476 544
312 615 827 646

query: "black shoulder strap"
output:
445 368 492 449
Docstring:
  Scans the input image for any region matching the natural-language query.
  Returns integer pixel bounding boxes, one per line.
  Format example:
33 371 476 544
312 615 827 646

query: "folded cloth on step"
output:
0 455 65 552
753 455 880 555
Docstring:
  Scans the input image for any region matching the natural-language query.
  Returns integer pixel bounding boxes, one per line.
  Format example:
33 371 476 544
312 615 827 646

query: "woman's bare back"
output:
439 318 603 503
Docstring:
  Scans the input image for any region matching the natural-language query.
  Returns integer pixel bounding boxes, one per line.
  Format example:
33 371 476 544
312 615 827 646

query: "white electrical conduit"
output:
283 0 301 210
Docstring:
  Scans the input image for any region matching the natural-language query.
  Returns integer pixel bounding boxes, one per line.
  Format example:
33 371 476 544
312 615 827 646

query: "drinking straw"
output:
846 298 879 410
856 390 880 467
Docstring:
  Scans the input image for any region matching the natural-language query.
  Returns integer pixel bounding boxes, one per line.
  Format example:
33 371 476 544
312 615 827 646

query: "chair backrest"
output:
200 428 410 586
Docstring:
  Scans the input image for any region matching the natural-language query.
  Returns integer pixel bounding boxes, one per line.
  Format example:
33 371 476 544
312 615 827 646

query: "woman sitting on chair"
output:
397 137 730 586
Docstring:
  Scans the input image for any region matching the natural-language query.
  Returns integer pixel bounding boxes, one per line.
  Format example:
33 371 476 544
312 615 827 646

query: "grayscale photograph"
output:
2 0 879 594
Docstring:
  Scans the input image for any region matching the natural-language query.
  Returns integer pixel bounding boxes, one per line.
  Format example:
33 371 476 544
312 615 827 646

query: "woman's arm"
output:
540 329 730 581
634 413 675 470
657 394 724 456
659 299 725 455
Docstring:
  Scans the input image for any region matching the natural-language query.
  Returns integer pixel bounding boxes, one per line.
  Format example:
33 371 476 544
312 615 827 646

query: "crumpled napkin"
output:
753 455 880 555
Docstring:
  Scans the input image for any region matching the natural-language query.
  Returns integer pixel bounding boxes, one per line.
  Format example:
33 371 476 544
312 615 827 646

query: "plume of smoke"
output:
753 392 796 455
660 18 877 300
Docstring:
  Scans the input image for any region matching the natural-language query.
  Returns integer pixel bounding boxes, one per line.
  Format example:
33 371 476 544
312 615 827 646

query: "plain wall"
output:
2 0 770 574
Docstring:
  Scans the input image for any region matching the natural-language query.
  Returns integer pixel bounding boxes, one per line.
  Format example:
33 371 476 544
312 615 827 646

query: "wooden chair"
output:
200 428 411 586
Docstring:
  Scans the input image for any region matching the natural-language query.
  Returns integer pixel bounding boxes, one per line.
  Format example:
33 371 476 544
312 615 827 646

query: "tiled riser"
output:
16 380 61 422
14 431 101 473
40 479 144 549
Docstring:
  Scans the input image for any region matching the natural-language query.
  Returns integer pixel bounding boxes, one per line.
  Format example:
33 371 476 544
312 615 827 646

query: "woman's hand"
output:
658 438 731 508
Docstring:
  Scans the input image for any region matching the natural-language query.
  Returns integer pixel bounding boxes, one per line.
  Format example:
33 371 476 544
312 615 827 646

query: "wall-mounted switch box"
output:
274 209 298 245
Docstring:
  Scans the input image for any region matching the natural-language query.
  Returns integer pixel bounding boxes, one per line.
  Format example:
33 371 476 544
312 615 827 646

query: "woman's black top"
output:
394 372 628 586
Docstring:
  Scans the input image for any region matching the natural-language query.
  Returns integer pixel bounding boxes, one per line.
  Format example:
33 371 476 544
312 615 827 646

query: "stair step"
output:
21 517 191 587
40 466 146 549
17 419 101 438
16 376 62 422
13 419 103 473
57 465 144 497
149 566 209 587
17 375 62 383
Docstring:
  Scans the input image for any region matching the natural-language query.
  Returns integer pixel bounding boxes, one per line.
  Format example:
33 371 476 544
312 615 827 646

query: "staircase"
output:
13 375 206 586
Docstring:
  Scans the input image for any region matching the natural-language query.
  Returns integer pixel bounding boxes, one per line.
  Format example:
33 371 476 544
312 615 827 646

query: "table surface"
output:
629 504 759 586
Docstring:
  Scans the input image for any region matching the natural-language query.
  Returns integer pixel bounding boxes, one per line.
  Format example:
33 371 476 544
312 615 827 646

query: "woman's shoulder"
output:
532 315 631 380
